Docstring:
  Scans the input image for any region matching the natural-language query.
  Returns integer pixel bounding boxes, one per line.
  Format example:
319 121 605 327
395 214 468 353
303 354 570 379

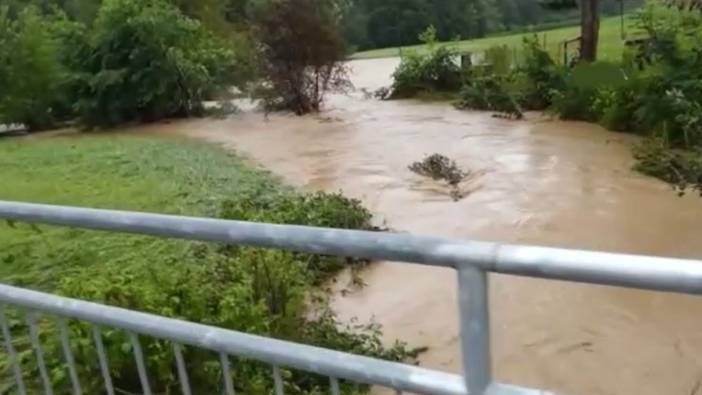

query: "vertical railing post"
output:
457 267 492 394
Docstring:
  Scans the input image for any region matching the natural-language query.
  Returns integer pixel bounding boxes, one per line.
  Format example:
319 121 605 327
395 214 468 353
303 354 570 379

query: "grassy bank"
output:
352 16 635 61
0 135 407 394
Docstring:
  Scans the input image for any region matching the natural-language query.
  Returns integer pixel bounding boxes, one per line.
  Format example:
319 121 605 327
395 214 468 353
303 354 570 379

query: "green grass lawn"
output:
0 135 404 394
0 135 286 288
352 15 639 62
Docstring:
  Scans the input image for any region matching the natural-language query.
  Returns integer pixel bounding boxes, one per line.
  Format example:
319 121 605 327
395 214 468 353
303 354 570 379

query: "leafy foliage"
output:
253 0 350 115
454 36 561 117
455 72 524 119
71 0 235 127
0 6 71 131
218 191 374 282
512 35 564 109
0 0 266 130
545 0 702 193
0 137 412 394
390 26 461 98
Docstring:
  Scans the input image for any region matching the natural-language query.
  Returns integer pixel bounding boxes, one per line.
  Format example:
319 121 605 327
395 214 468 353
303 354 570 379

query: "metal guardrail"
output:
1 201 702 395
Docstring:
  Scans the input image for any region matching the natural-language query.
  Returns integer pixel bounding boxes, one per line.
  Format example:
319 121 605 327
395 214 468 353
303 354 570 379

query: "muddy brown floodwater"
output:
141 58 702 395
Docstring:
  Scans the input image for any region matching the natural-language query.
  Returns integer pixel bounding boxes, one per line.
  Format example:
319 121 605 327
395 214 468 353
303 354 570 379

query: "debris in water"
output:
409 153 469 201
373 86 392 100
359 86 392 100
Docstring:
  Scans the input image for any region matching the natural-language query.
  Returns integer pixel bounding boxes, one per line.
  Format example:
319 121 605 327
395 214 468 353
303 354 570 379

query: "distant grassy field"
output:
352 15 639 62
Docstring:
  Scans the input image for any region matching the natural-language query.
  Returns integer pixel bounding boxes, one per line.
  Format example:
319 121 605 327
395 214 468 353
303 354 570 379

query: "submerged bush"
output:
456 72 523 119
409 153 468 186
390 26 461 98
409 153 469 200
253 0 350 115
634 138 702 195
454 37 561 117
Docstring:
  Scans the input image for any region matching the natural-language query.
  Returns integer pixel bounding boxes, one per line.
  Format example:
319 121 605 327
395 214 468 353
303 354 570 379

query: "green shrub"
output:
454 37 563 116
550 86 598 121
40 193 402 394
7 193 403 395
594 86 637 131
455 72 523 119
513 36 565 110
0 138 411 395
550 61 626 121
0 7 69 131
219 191 375 283
390 26 461 98
482 45 514 76
52 245 409 394
73 0 235 128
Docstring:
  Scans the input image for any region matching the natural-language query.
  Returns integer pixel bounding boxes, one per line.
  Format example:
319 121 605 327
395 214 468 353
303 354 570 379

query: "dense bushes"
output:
0 7 71 131
455 73 524 118
2 0 354 125
513 36 564 110
391 34 561 116
390 26 461 98
0 0 237 129
73 0 235 127
454 36 562 117
389 0 702 193
0 138 411 395
549 62 626 121
540 0 702 192
219 191 374 282
552 1 702 147
53 241 408 394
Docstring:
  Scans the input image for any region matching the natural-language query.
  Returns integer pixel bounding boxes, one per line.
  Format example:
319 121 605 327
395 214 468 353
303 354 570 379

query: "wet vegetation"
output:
391 0 702 195
2 0 702 390
634 139 702 196
0 0 351 129
0 0 237 129
409 153 469 200
390 26 461 99
253 0 351 115
0 137 414 394
0 1 420 393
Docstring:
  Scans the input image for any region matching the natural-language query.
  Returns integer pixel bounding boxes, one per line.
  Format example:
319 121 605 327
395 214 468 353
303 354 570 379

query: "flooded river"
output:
145 58 702 395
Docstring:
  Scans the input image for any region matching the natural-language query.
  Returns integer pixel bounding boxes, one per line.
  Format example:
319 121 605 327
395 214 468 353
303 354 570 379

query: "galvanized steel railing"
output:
1 201 702 395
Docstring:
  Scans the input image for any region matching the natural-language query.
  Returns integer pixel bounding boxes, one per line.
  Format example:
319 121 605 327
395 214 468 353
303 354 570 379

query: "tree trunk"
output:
580 0 600 62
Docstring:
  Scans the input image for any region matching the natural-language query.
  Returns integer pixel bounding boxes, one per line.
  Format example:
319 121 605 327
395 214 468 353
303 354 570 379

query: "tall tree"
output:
254 0 350 114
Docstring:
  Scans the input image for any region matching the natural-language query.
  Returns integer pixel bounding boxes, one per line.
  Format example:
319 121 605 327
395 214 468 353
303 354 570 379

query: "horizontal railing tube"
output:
0 201 494 269
0 284 468 395
1 201 701 295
